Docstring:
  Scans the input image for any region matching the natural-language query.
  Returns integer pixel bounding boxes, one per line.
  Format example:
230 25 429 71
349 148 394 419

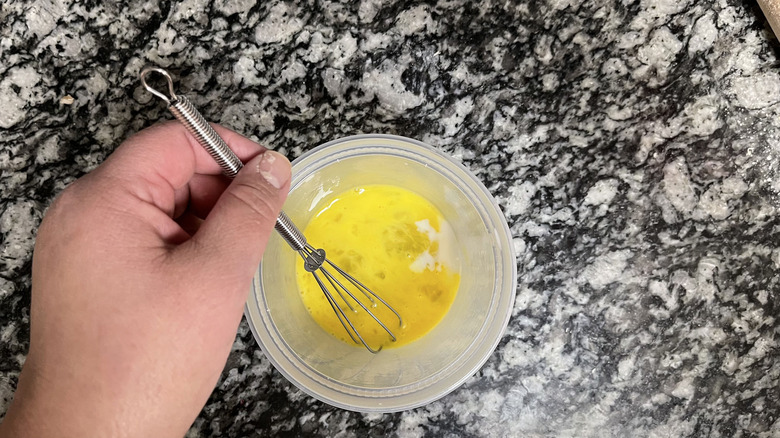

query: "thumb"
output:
187 150 291 283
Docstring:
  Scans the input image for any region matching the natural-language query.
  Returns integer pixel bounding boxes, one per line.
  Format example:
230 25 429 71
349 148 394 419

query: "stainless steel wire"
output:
140 67 402 353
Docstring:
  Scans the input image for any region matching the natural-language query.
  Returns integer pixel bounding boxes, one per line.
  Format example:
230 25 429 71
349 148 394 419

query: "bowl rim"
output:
244 133 517 412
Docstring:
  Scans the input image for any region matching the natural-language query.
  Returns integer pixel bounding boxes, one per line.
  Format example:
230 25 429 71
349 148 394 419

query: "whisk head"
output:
299 243 402 353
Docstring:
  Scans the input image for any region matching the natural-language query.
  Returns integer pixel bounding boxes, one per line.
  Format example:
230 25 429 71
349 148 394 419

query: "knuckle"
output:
55 180 79 203
45 181 82 219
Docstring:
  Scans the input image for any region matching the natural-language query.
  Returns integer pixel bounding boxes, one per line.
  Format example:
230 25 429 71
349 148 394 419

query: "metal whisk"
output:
140 67 402 353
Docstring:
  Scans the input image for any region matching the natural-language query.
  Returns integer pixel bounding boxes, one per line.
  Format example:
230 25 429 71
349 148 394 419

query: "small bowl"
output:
245 134 516 412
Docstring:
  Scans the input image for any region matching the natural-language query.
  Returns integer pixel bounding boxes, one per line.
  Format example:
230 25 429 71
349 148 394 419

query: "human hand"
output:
0 122 290 437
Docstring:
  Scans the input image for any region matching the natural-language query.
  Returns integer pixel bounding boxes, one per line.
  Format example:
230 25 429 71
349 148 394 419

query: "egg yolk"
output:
295 184 461 350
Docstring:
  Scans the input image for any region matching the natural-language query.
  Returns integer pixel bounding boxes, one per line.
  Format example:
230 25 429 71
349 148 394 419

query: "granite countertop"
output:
2 0 780 436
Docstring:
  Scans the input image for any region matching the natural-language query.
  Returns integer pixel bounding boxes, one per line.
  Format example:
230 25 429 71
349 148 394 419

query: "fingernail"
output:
256 151 291 189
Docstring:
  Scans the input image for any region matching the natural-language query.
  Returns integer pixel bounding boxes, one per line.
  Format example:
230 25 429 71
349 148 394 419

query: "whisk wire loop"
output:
321 269 356 311
318 267 399 344
326 260 404 327
312 273 362 344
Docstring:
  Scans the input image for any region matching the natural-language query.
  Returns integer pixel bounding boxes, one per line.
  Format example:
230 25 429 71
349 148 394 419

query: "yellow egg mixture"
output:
295 184 460 349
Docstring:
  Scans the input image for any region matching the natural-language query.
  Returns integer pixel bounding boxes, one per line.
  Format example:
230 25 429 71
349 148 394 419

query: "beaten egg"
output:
295 184 461 349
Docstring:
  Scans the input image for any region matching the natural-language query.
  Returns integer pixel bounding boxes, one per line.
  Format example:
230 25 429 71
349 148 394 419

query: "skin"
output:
0 121 291 438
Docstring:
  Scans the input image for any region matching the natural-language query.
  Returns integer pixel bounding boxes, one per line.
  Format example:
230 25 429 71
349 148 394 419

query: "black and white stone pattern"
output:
1 0 780 436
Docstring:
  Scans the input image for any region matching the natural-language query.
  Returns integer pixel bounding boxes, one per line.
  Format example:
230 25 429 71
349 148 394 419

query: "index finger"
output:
96 120 265 212
87 121 266 216
106 120 264 182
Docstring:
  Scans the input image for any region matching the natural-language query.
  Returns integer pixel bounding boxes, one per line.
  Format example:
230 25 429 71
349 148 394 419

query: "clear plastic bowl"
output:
245 134 516 412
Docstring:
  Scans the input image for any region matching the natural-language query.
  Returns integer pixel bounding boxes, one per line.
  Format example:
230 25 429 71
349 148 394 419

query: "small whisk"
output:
140 67 402 353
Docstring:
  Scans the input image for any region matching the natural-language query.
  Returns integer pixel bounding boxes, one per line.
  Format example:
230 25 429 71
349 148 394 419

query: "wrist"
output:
0 363 104 438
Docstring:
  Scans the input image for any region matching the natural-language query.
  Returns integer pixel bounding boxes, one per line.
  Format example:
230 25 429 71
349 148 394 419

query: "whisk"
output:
140 67 402 353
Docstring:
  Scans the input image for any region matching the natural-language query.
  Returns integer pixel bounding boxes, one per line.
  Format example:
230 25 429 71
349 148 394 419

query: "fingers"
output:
179 150 291 290
172 174 232 222
183 174 231 219
175 211 203 238
96 121 265 215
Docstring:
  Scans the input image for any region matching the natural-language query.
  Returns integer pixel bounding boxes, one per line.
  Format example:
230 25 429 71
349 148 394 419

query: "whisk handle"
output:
274 211 307 251
140 67 307 251
169 95 244 178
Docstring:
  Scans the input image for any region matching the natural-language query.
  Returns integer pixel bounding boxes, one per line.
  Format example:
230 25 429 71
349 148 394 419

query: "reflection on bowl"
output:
245 134 516 412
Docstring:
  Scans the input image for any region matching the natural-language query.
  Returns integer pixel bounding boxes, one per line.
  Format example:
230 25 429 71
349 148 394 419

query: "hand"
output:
0 122 291 437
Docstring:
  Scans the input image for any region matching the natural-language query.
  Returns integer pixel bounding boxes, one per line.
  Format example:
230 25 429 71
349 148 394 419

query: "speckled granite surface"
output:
2 0 780 436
